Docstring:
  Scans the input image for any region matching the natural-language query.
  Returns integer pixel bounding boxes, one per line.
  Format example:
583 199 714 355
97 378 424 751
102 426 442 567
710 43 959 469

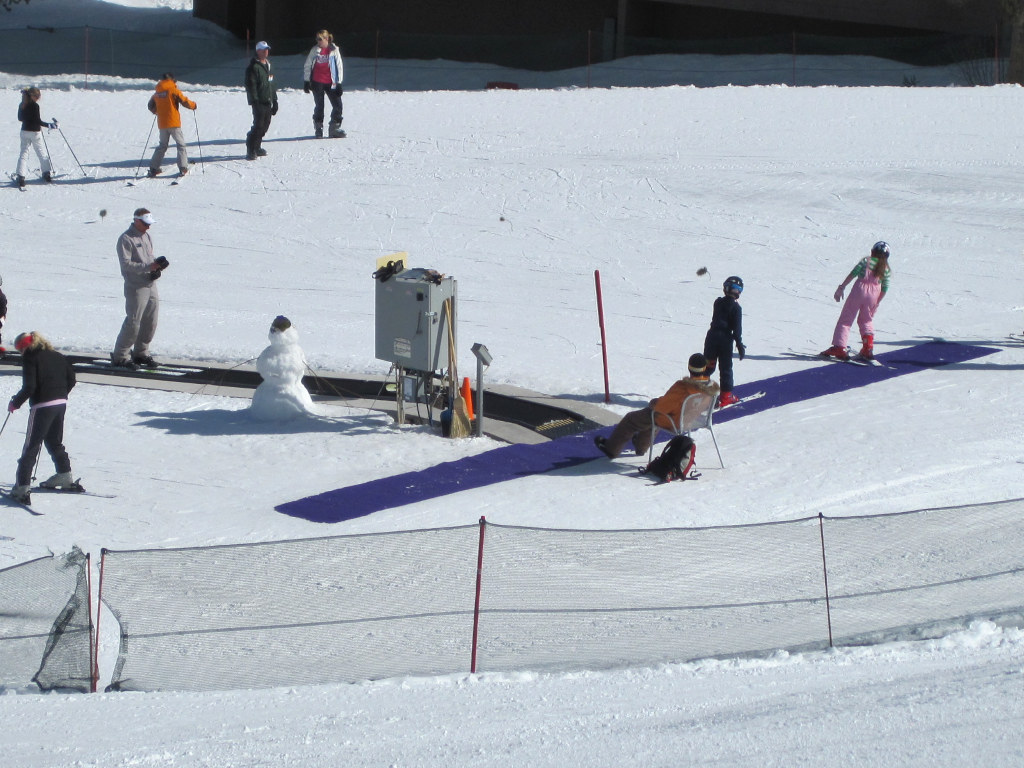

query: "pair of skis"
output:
127 172 190 187
783 350 883 367
717 390 766 410
1 482 114 515
8 172 63 190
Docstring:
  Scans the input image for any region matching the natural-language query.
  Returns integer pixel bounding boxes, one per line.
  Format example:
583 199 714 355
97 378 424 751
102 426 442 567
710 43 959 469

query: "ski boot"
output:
594 436 615 459
10 485 31 504
16 175 25 188
820 345 849 361
43 171 53 183
111 356 140 370
147 167 161 178
858 334 874 361
328 120 346 139
717 391 740 408
314 120 324 139
40 472 75 490
132 354 159 369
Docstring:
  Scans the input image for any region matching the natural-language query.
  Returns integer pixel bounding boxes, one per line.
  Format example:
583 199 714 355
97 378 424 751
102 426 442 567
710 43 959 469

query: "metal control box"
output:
374 269 457 373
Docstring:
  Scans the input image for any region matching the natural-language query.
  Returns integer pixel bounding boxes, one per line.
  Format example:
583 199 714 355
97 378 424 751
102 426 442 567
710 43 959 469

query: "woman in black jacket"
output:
8 332 77 503
15 86 56 188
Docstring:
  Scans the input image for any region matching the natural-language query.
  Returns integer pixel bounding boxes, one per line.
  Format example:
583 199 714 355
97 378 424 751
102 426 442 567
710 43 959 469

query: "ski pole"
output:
54 120 87 178
0 411 10 439
134 115 157 181
193 109 205 174
40 128 56 177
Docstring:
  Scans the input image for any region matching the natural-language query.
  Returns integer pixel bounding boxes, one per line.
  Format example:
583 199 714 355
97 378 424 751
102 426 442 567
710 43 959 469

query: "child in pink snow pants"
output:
822 241 891 361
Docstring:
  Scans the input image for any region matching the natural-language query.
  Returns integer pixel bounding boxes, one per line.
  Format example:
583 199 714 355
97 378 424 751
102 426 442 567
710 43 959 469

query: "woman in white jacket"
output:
302 29 345 139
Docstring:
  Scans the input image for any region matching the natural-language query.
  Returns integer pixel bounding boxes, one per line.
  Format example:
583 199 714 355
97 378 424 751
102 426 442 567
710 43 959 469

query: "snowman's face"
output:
268 326 300 346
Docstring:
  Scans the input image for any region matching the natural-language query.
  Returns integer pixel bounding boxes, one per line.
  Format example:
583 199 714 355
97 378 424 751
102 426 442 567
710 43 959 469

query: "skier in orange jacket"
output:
147 72 197 179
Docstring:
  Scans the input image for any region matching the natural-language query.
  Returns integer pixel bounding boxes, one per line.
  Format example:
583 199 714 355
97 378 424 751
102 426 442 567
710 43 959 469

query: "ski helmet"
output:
723 276 743 295
871 241 890 257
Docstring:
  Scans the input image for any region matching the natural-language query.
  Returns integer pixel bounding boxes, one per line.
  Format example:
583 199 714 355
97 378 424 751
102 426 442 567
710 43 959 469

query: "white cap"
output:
255 41 270 51
135 212 155 225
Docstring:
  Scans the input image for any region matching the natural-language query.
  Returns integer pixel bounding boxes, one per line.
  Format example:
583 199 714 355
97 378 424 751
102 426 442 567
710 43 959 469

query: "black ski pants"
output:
310 82 343 126
17 403 71 486
246 102 274 156
703 330 736 394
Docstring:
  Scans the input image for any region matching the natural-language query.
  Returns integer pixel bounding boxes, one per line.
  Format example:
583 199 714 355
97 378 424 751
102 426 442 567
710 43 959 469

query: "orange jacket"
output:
652 376 720 430
147 78 196 129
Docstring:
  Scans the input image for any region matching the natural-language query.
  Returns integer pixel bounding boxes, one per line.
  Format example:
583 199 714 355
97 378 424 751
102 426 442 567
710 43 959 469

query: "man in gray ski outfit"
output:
111 208 168 370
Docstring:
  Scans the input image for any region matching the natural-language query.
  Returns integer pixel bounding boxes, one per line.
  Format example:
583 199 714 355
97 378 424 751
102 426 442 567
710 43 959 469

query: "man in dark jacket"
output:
245 41 278 161
8 332 78 504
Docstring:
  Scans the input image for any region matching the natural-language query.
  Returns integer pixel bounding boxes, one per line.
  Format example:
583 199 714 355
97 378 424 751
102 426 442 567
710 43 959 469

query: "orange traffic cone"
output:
460 377 475 421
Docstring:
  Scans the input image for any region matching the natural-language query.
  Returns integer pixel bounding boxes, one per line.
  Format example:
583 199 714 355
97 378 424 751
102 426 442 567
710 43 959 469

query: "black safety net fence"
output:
0 547 93 692
97 498 1024 692
99 526 481 691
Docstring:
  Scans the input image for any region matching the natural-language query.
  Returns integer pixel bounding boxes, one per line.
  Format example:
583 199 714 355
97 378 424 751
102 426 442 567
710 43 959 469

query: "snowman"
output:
249 315 316 420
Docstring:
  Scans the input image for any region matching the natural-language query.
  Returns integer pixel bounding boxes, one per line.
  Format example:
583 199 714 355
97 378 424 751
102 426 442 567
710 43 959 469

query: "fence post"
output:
817 513 834 647
470 516 487 673
84 26 90 88
594 270 611 403
374 29 381 91
93 549 107 692
791 30 797 87
994 22 1001 85
587 29 592 88
85 552 96 693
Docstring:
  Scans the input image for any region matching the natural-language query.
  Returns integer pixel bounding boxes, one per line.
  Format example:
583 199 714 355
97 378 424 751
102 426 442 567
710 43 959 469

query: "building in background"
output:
193 0 1001 70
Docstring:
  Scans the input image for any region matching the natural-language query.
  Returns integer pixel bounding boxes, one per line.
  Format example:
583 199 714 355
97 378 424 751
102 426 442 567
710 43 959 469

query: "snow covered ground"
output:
1 1 1024 766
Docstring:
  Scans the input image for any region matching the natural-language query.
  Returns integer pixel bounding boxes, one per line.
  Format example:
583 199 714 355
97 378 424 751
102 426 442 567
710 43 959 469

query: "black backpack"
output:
641 435 698 483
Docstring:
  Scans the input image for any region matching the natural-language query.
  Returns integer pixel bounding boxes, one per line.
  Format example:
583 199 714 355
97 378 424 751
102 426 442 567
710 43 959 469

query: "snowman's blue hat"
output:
271 315 291 332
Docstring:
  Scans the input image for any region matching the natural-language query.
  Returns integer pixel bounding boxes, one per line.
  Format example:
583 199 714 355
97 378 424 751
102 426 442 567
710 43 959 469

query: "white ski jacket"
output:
303 44 344 86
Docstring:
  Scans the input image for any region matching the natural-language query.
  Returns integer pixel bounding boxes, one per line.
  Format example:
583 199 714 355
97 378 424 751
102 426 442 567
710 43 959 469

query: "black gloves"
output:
332 84 343 95
737 342 746 360
149 270 161 281
303 81 310 93
271 103 279 116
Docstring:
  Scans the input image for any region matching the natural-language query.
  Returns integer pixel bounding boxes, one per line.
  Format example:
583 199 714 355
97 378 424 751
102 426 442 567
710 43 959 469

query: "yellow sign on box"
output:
376 252 407 273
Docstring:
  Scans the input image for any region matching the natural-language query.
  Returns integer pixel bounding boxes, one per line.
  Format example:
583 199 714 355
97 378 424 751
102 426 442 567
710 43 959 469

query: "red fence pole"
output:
594 270 611 403
470 516 487 673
